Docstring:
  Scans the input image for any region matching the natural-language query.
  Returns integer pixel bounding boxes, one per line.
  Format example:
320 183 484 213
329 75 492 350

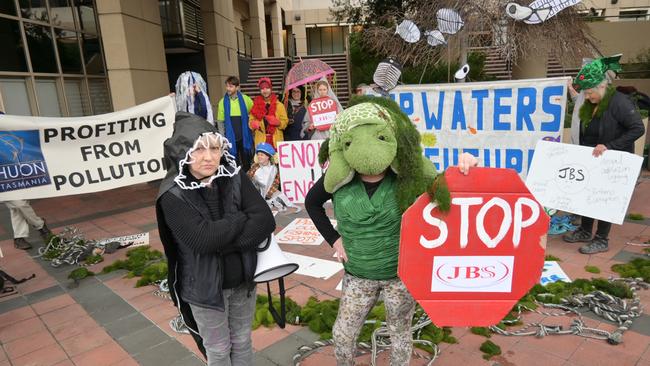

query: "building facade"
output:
1 0 649 117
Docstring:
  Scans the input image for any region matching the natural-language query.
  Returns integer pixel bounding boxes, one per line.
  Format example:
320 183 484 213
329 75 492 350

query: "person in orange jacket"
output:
249 77 288 149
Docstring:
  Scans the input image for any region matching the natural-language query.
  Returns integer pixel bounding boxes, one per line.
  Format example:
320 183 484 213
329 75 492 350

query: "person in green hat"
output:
563 54 645 254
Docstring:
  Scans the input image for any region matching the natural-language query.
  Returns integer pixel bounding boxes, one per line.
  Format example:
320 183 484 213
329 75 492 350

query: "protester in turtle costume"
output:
305 95 477 365
564 55 645 254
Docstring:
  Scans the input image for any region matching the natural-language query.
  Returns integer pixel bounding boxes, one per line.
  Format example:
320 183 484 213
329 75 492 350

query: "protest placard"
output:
284 252 343 280
308 96 337 130
526 140 643 225
97 232 149 248
277 140 326 203
0 96 175 200
275 217 336 245
540 261 571 285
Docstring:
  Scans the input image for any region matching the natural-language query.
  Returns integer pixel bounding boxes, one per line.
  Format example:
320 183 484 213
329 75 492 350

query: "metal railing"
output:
236 28 253 58
159 0 203 47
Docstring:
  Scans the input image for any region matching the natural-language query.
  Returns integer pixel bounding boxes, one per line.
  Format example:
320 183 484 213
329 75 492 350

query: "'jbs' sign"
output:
398 167 549 326
308 97 337 131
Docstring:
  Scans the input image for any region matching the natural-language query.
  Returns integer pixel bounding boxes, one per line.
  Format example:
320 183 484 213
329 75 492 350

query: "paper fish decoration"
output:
506 0 582 24
436 8 464 34
424 30 446 46
373 58 403 95
396 19 421 43
454 64 470 80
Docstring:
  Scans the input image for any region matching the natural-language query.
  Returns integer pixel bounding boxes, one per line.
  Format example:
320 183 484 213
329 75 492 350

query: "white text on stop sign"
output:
310 99 335 113
420 197 540 249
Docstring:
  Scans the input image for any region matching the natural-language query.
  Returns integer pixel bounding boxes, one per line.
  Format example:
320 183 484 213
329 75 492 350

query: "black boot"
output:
14 238 32 250
38 221 53 241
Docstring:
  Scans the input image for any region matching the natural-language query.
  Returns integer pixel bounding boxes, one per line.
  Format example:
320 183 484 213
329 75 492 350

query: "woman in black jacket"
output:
156 112 275 365
563 55 645 254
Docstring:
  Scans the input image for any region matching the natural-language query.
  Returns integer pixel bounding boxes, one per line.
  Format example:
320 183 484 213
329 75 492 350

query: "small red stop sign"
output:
399 167 549 326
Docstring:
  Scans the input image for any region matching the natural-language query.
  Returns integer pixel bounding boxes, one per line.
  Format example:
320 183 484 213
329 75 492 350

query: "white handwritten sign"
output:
526 140 643 225
284 252 343 280
97 232 149 248
275 218 336 245
540 261 571 285
277 140 326 203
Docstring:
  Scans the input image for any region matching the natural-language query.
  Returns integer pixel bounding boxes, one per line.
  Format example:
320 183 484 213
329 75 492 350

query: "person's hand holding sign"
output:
592 144 607 157
457 152 479 175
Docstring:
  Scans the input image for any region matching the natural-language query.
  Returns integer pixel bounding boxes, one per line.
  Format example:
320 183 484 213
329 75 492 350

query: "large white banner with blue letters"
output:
0 96 175 200
385 77 570 176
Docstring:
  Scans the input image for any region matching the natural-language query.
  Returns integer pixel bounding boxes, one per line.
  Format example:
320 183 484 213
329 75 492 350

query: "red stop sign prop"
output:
308 96 337 131
398 167 549 326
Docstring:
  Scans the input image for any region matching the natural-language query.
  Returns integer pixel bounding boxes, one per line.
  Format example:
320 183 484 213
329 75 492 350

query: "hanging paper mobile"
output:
506 0 582 24
436 8 464 34
373 58 403 95
454 64 470 80
395 20 421 43
424 30 446 46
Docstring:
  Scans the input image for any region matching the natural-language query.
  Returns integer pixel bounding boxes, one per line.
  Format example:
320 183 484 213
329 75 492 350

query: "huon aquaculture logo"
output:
0 130 51 192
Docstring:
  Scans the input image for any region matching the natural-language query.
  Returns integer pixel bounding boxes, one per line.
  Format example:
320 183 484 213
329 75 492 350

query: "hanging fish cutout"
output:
454 63 470 80
506 0 581 24
395 20 421 43
373 58 403 95
436 8 464 34
424 30 446 46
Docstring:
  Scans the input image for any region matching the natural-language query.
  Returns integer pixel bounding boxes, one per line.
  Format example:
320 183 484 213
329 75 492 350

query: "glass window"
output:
56 30 82 73
0 18 28 72
24 22 58 73
88 78 111 114
1 0 18 15
64 78 90 116
19 0 48 22
81 33 104 74
35 78 62 116
307 28 321 55
74 0 97 35
49 0 76 30
331 27 343 54
0 78 32 116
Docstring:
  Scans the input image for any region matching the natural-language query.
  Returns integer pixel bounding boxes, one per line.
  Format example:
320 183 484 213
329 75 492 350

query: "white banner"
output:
526 140 643 225
0 96 175 200
383 77 569 176
277 140 326 203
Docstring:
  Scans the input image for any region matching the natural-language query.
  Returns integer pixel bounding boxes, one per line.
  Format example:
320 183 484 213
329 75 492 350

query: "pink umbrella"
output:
285 59 335 91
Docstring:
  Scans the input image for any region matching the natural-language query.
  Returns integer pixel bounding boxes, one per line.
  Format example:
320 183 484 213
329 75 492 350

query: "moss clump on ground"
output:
84 254 104 266
68 267 94 281
545 255 562 261
470 327 491 338
252 295 302 330
584 265 601 274
627 213 645 220
480 340 501 360
102 247 167 287
611 258 650 282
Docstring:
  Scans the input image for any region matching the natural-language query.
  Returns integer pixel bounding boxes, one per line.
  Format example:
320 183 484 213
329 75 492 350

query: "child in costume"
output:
248 142 301 212
305 96 477 365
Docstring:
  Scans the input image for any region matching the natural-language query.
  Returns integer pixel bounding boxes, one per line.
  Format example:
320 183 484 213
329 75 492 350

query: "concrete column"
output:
248 0 268 58
512 49 548 79
270 1 284 57
201 0 239 101
96 0 169 110
293 23 308 56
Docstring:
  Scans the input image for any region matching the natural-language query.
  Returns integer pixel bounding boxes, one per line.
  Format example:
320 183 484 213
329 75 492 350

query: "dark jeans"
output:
235 139 252 172
580 216 612 239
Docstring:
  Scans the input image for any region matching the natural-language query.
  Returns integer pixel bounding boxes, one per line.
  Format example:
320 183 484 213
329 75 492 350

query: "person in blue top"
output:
217 76 255 171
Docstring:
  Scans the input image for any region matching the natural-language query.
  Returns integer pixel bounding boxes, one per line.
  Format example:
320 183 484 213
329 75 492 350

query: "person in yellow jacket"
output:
249 77 288 149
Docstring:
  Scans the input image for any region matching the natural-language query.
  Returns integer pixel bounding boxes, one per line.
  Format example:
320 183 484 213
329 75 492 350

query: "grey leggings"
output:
189 285 256 366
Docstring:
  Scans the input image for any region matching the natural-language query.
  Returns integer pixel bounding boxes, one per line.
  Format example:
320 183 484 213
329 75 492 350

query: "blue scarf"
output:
223 92 252 158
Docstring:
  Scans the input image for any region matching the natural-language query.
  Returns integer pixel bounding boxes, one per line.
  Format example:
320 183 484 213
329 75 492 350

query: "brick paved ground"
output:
1 173 649 365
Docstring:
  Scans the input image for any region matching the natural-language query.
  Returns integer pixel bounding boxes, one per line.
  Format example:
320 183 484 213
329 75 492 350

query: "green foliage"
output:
612 258 650 282
545 255 562 262
252 295 302 330
584 265 601 274
299 296 341 339
41 236 63 260
84 254 104 266
627 213 645 221
68 267 94 281
136 262 168 287
102 247 167 287
480 340 501 360
470 327 491 338
525 277 634 304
